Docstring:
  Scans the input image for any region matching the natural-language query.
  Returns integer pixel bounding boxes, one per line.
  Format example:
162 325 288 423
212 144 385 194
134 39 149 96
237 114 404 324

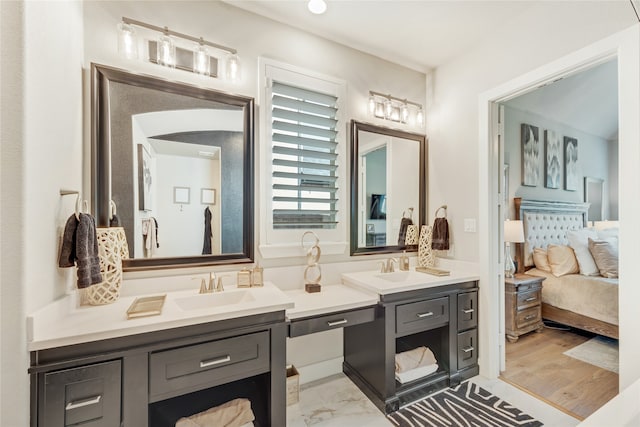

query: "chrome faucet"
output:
380 258 398 273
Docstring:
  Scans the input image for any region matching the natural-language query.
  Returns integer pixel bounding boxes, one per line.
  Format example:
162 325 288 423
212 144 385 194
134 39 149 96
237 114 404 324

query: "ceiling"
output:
504 59 619 141
224 0 629 140
224 0 638 72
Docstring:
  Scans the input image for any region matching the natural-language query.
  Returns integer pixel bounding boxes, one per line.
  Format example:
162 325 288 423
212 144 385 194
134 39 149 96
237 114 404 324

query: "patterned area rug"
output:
563 335 619 373
387 381 543 427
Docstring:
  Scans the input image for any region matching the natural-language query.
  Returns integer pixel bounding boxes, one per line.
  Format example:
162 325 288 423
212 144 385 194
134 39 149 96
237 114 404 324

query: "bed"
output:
513 198 619 339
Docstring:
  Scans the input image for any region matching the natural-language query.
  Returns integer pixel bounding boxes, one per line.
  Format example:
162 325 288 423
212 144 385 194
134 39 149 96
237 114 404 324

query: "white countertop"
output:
284 284 378 320
341 268 480 295
27 282 294 351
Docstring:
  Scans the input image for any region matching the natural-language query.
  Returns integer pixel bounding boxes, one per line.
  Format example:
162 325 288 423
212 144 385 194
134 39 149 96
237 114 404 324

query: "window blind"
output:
271 81 339 229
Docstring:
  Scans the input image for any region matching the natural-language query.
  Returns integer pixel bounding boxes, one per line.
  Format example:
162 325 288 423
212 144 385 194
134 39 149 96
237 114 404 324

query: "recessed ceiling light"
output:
308 0 327 15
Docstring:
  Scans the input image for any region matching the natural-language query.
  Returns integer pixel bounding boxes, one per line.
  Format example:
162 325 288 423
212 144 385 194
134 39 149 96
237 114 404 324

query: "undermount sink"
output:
375 271 411 282
174 290 255 311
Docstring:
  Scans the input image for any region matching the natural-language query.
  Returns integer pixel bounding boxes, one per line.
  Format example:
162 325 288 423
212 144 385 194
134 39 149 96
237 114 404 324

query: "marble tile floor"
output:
286 373 580 426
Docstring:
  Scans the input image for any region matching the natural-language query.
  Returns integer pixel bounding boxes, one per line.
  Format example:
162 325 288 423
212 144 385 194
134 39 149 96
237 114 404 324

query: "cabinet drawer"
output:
457 329 478 370
517 290 541 310
42 360 121 427
149 331 269 402
289 307 375 337
457 291 478 331
516 306 541 328
396 297 449 335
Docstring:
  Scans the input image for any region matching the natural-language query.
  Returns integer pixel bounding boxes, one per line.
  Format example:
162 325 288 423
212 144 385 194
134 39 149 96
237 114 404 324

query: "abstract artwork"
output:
544 130 561 189
521 124 540 187
564 136 579 191
137 144 153 211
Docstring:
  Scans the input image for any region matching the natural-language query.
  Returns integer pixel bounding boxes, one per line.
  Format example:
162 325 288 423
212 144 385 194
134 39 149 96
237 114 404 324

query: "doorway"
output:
497 59 620 419
476 23 640 421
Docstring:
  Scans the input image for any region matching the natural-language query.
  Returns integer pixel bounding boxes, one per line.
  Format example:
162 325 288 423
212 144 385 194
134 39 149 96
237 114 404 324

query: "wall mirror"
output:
92 64 254 271
350 120 426 255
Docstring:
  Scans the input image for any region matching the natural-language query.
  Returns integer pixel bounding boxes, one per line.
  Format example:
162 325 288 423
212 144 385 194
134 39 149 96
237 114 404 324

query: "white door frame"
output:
477 25 640 388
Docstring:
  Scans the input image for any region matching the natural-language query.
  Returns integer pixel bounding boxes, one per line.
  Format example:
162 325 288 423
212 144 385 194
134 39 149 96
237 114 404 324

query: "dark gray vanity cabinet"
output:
29 311 287 427
343 281 479 414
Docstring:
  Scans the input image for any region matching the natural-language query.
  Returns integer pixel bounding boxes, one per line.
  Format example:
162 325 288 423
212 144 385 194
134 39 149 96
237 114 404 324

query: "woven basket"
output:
418 225 435 267
86 227 130 305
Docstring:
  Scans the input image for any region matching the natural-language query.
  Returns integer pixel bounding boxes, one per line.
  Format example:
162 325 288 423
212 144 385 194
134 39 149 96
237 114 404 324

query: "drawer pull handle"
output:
327 319 348 327
524 314 536 321
462 346 475 353
417 312 434 318
524 297 537 302
200 355 231 368
65 395 102 411
462 308 474 314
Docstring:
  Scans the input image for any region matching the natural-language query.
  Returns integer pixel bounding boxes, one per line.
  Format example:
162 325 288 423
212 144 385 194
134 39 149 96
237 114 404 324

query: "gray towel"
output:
58 213 103 288
431 217 450 250
58 214 78 268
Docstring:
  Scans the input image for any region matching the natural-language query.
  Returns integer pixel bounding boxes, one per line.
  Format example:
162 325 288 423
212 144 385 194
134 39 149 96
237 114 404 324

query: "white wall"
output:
1 1 85 425
608 139 619 219
504 105 612 219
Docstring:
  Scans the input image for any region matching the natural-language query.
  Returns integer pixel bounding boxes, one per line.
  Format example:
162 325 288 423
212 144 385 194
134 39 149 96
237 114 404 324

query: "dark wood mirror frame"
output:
350 120 426 256
91 64 254 271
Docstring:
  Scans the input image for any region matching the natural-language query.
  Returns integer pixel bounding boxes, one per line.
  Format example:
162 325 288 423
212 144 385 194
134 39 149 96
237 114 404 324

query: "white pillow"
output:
597 227 618 240
566 228 600 276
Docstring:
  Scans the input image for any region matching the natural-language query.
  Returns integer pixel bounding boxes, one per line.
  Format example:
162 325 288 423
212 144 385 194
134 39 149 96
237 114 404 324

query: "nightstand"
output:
505 274 545 343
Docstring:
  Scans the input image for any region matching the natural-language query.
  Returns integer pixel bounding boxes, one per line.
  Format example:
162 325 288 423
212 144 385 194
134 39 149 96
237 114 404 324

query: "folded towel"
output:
395 364 439 384
431 217 449 250
395 346 437 373
175 398 255 427
75 213 103 288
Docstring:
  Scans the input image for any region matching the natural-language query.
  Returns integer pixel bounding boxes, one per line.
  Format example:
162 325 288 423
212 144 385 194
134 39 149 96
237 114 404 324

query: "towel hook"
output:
59 189 82 220
435 205 447 218
110 200 117 220
403 207 414 219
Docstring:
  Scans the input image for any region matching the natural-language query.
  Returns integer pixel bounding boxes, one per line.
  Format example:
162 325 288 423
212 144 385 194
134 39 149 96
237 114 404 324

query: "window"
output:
260 60 347 257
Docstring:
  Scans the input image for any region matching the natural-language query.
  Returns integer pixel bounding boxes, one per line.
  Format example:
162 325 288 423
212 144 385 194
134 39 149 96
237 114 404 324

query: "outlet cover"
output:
464 218 477 233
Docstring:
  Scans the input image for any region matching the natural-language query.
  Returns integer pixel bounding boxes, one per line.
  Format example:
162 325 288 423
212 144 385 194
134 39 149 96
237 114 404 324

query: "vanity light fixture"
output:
117 17 239 80
368 91 424 127
308 0 328 15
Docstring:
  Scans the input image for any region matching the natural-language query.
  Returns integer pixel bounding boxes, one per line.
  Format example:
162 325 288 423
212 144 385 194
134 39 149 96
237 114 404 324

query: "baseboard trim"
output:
296 357 344 385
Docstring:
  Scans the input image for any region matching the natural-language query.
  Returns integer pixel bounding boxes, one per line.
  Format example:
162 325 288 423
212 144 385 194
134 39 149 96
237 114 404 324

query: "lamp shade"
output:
504 220 524 243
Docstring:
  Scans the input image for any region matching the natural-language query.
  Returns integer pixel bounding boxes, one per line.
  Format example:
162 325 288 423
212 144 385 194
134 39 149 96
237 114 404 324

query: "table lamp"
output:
504 220 524 278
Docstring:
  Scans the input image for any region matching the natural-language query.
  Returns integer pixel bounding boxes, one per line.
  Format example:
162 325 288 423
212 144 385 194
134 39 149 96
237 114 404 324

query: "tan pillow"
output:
588 238 619 278
547 244 579 277
532 248 551 272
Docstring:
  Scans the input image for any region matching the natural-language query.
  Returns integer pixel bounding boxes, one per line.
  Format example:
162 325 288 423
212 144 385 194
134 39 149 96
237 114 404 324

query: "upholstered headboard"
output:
514 198 589 272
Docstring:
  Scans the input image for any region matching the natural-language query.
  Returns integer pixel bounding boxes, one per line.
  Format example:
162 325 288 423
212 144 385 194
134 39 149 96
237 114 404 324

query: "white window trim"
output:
258 57 348 258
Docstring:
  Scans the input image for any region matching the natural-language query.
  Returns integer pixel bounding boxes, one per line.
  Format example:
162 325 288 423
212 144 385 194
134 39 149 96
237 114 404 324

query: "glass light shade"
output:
384 99 393 119
401 103 410 123
368 95 376 116
416 107 425 127
117 22 138 60
193 42 210 76
227 53 240 82
308 0 327 14
373 101 385 118
157 33 176 68
505 242 516 277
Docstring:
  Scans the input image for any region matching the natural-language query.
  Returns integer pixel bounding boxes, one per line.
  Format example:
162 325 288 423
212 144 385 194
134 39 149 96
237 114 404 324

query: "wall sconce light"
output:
368 91 424 127
117 17 239 81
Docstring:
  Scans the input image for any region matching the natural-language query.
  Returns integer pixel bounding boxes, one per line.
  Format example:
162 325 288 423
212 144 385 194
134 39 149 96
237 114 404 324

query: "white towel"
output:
395 346 437 373
395 364 439 384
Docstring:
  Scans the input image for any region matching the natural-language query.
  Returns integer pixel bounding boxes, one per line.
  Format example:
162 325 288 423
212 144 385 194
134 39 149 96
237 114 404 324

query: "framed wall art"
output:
564 136 579 191
544 129 561 189
521 123 540 187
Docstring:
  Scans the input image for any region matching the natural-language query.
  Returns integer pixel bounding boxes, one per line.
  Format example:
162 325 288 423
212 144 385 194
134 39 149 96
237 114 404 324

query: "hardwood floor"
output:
500 327 618 420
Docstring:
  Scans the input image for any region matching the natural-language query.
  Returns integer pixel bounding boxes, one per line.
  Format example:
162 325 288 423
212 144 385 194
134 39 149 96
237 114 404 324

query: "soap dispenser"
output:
399 251 410 271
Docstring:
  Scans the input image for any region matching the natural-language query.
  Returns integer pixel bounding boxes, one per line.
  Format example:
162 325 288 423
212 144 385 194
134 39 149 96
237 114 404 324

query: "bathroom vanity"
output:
28 284 293 427
342 270 479 413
